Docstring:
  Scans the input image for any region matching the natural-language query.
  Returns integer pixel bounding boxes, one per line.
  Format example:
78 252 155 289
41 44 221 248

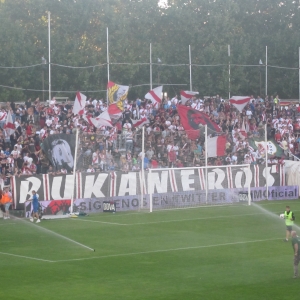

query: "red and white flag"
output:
73 92 87 116
145 86 163 104
239 120 248 140
83 110 112 128
207 135 227 158
229 96 251 112
4 110 15 136
108 103 123 119
180 90 199 104
131 117 149 128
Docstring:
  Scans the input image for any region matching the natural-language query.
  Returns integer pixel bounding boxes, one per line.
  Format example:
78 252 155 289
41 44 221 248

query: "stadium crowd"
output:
0 93 298 185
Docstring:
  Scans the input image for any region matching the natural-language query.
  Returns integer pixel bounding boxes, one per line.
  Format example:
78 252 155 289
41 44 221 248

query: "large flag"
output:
4 110 15 136
108 103 123 119
180 90 199 104
248 137 285 157
107 81 129 111
145 86 163 104
177 105 221 140
229 96 251 112
131 117 149 128
41 134 76 172
73 92 87 116
83 110 112 128
207 136 227 158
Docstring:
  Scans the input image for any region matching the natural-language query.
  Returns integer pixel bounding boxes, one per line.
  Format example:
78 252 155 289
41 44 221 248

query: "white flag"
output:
145 86 163 103
73 91 87 115
4 110 15 136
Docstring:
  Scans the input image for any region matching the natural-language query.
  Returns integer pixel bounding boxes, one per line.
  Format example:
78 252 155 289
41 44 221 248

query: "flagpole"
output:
70 129 79 214
150 43 152 90
189 45 192 91
265 124 268 200
205 124 208 204
107 27 110 103
228 45 231 99
48 11 51 101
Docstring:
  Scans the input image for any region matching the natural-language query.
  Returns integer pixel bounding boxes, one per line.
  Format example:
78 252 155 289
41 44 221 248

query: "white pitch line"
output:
0 251 54 263
71 219 128 226
71 212 266 227
52 237 282 263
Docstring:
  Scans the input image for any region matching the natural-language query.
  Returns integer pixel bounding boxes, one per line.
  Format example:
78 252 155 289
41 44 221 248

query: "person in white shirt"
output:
46 117 53 127
92 149 100 166
87 165 95 172
11 146 20 159
123 120 132 131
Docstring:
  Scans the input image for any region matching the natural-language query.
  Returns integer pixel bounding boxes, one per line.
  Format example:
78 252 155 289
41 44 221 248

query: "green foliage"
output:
0 0 300 101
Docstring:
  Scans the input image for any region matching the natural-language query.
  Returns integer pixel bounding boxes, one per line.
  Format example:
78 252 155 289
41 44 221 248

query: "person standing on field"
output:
291 231 300 278
29 190 41 223
2 188 12 219
284 206 295 242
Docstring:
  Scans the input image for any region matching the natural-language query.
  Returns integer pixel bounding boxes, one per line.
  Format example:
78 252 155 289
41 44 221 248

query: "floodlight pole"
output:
48 11 51 101
228 45 231 99
265 46 268 97
189 45 192 91
107 27 109 102
150 43 153 90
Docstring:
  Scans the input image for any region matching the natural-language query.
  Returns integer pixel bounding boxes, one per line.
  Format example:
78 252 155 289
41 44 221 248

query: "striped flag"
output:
145 86 163 104
229 96 251 112
180 90 199 104
83 110 112 128
72 92 87 116
131 117 149 128
4 110 15 136
207 136 227 158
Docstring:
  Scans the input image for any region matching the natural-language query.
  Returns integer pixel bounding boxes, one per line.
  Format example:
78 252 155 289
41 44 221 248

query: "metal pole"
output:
42 69 45 102
149 169 152 213
48 11 51 101
189 45 192 91
70 129 79 214
248 164 251 206
107 27 109 83
299 47 300 103
265 46 268 97
141 126 145 210
150 43 152 90
205 124 208 203
228 45 231 99
265 124 268 200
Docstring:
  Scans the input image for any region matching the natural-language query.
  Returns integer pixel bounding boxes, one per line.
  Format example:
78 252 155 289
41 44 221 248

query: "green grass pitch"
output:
0 200 300 300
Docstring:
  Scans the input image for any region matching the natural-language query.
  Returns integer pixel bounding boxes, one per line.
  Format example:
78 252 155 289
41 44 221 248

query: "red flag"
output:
229 96 250 112
4 110 15 136
108 103 122 119
177 105 221 140
73 92 87 115
207 136 227 157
